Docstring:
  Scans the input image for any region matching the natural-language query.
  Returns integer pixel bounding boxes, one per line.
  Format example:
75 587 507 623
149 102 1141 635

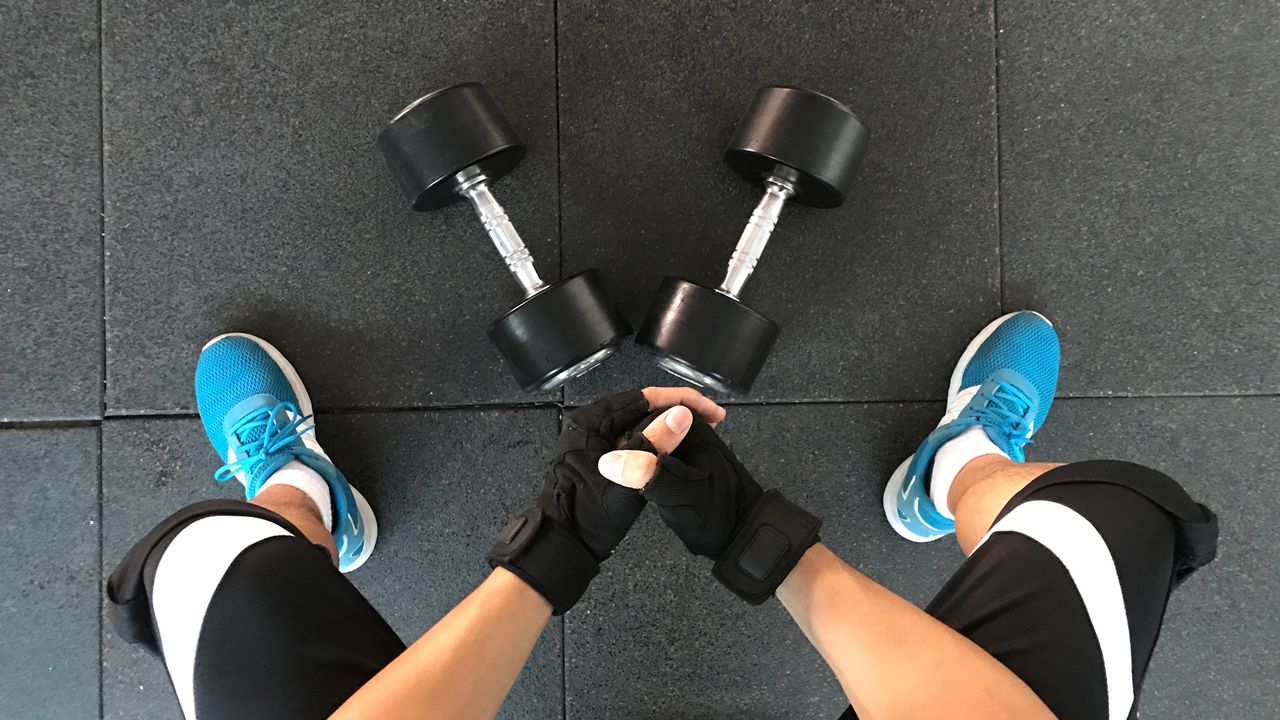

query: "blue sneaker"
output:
884 312 1060 542
194 333 378 572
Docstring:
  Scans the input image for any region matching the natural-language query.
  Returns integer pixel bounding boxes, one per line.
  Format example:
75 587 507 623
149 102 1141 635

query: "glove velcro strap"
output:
712 490 821 605
488 507 600 615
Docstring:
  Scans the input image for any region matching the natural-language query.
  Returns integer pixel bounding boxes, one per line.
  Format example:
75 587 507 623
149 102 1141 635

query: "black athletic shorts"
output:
107 460 1216 720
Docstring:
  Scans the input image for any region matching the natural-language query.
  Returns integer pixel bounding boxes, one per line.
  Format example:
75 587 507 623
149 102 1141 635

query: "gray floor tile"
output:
0 1 102 421
1037 397 1279 719
101 408 563 719
999 1 1280 396
559 1 1001 404
567 402 961 720
0 428 100 719
102 1 560 413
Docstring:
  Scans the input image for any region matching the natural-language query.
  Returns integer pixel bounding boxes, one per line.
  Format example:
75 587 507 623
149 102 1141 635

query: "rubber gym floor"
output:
2 1 1277 718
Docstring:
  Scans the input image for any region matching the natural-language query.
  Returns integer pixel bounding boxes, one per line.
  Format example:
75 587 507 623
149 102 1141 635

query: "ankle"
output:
257 460 333 530
252 485 339 564
252 484 324 524
928 427 1009 518
947 454 1019 514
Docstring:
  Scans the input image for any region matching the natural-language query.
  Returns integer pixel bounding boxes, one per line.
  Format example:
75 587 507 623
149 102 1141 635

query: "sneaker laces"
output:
967 381 1036 453
214 402 315 496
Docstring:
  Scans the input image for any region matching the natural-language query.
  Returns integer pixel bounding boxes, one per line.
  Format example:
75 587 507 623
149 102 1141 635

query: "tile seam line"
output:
95 425 105 720
551 13 569 714
714 392 1280 406
553 0 567 429
557 401 568 720
10 390 1276 426
97 402 565 420
993 0 1006 316
0 418 104 430
97 0 108 425
96 0 106 712
53 389 1280 425
553 0 564 294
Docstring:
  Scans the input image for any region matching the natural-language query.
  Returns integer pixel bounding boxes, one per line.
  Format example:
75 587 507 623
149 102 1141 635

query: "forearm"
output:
777 544 1053 720
331 567 552 720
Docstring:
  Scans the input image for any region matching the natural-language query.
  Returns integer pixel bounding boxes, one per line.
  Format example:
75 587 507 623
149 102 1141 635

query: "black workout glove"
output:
489 390 651 615
644 418 821 604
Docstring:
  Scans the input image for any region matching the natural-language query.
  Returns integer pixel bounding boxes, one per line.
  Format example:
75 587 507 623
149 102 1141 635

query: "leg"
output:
107 332 394 718
109 501 405 720
925 461 1216 720
876 312 1217 719
947 456 1061 555
253 484 337 563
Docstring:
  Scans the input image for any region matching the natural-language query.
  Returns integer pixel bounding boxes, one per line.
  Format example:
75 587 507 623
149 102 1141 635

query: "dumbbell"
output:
377 83 631 392
636 86 869 394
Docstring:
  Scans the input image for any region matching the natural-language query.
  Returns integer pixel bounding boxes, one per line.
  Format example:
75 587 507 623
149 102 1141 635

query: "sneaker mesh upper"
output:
958 313 1060 431
195 337 300 460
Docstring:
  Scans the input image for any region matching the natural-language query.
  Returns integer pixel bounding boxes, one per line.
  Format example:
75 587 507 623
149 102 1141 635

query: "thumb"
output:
598 450 659 489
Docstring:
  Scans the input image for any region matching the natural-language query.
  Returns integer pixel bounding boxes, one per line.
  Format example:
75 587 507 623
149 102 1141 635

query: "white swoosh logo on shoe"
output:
900 473 916 502
337 512 363 559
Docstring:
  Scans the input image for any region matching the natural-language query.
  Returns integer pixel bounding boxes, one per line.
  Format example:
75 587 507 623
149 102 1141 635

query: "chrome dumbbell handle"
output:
717 176 796 299
456 171 546 297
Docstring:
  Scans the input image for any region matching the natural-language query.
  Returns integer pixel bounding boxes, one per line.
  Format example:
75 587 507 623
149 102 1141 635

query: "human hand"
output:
597 416 821 604
488 387 725 614
545 387 724 559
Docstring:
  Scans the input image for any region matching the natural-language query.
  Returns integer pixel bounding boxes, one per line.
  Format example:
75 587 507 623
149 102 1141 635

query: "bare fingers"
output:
641 386 727 427
598 404 693 489
639 405 693 454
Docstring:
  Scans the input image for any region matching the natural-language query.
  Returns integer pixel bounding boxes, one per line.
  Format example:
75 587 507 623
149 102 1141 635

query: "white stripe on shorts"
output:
151 516 292 720
975 500 1134 720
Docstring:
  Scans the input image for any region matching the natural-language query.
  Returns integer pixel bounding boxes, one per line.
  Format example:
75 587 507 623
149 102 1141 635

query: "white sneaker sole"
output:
203 332 379 572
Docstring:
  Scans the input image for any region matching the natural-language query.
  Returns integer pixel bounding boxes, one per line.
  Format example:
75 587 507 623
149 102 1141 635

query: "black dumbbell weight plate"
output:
636 277 780 395
377 82 526 211
488 269 632 392
725 86 869 209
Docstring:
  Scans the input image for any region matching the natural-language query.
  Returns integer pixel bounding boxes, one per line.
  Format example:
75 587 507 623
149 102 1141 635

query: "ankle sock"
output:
259 460 333 531
928 426 1008 520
